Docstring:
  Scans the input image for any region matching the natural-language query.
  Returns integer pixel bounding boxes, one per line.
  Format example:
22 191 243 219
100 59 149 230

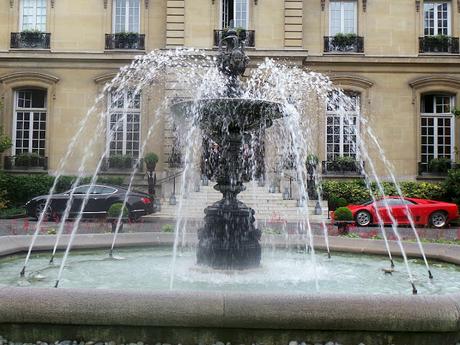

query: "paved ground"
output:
0 217 459 242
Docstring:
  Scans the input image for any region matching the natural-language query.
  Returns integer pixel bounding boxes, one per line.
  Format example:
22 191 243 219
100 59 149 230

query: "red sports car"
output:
346 197 459 228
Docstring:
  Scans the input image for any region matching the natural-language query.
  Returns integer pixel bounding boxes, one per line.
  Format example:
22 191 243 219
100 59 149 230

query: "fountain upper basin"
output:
171 98 284 136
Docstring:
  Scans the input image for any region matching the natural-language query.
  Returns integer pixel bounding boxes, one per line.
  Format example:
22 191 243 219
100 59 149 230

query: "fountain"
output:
171 28 283 269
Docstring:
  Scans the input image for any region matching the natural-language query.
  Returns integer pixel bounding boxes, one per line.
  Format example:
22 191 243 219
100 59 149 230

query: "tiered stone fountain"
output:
172 28 283 269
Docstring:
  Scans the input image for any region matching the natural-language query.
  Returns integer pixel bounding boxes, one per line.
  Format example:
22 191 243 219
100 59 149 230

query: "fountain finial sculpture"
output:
172 26 283 269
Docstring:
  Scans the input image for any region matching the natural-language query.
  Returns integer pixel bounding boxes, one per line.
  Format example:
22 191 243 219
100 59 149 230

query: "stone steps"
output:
150 183 329 221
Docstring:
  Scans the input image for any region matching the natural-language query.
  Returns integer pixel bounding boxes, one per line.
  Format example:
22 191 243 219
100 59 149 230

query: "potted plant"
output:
145 152 159 196
144 152 159 171
107 203 129 233
333 206 354 235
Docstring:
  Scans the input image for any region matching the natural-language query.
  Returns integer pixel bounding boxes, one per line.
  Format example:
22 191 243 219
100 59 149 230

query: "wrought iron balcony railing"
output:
322 160 364 175
10 32 50 49
418 161 457 176
324 35 364 53
105 33 145 50
419 36 459 54
213 30 255 48
3 155 48 170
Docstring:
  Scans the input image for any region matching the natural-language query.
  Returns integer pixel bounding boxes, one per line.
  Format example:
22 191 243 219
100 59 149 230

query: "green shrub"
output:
322 180 445 205
334 207 353 221
327 196 348 211
0 172 125 207
161 223 174 232
0 126 12 154
428 157 452 173
332 33 358 48
322 180 369 204
443 169 460 205
108 154 132 169
107 203 129 218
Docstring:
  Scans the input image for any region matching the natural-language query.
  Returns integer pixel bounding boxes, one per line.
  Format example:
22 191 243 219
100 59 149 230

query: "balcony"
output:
105 33 145 50
419 36 459 54
3 155 48 170
213 30 255 48
418 161 457 176
322 160 364 176
10 32 50 49
324 35 364 53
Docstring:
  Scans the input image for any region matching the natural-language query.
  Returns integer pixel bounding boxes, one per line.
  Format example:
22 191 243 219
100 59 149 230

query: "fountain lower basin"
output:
0 233 459 345
2 247 460 295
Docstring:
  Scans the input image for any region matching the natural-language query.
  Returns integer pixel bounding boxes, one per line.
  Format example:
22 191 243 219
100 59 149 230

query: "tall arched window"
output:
221 0 248 29
107 90 141 159
325 91 360 161
113 0 140 33
13 88 47 156
20 0 47 31
420 93 455 165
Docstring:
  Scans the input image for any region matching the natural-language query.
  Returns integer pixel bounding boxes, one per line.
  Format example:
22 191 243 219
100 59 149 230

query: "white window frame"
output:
107 91 141 158
420 94 455 163
19 0 47 31
12 89 47 156
112 0 140 33
329 0 358 36
325 92 360 161
423 1 451 36
220 0 249 29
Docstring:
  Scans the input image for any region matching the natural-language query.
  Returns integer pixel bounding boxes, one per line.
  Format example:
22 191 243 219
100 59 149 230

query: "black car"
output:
25 184 155 221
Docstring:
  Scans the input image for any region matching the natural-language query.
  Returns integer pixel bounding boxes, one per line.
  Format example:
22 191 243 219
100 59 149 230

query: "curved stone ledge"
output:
0 233 460 344
0 288 459 333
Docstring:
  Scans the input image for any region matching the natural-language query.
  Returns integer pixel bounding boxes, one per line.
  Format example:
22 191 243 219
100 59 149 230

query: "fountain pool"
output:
2 246 460 295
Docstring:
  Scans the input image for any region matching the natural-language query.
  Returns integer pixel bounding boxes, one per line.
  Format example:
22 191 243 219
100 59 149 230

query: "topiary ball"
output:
334 207 353 221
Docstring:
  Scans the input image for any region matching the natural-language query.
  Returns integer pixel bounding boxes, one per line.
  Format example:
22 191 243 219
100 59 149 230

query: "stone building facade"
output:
0 0 459 180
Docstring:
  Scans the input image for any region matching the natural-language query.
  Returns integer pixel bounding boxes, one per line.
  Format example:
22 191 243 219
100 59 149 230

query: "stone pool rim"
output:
0 233 459 344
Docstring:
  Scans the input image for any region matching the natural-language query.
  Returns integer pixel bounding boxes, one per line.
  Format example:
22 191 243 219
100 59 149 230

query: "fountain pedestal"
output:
197 131 261 269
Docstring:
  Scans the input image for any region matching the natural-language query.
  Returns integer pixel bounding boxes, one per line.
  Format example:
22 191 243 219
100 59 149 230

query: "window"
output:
108 91 141 158
424 1 451 36
13 89 46 156
329 0 357 36
113 0 140 33
20 0 47 31
326 92 360 161
222 0 248 29
420 94 455 164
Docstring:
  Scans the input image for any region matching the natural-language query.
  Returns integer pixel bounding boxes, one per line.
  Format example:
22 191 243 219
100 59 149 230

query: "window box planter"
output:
3 155 48 170
324 34 364 53
10 32 50 49
105 33 145 50
419 36 459 54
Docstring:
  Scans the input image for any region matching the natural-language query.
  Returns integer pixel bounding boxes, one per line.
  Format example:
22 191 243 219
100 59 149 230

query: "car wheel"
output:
35 201 52 221
429 211 447 228
355 210 372 227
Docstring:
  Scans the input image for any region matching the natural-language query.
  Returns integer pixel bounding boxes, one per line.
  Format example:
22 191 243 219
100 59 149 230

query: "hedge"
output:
321 180 445 205
0 172 124 207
